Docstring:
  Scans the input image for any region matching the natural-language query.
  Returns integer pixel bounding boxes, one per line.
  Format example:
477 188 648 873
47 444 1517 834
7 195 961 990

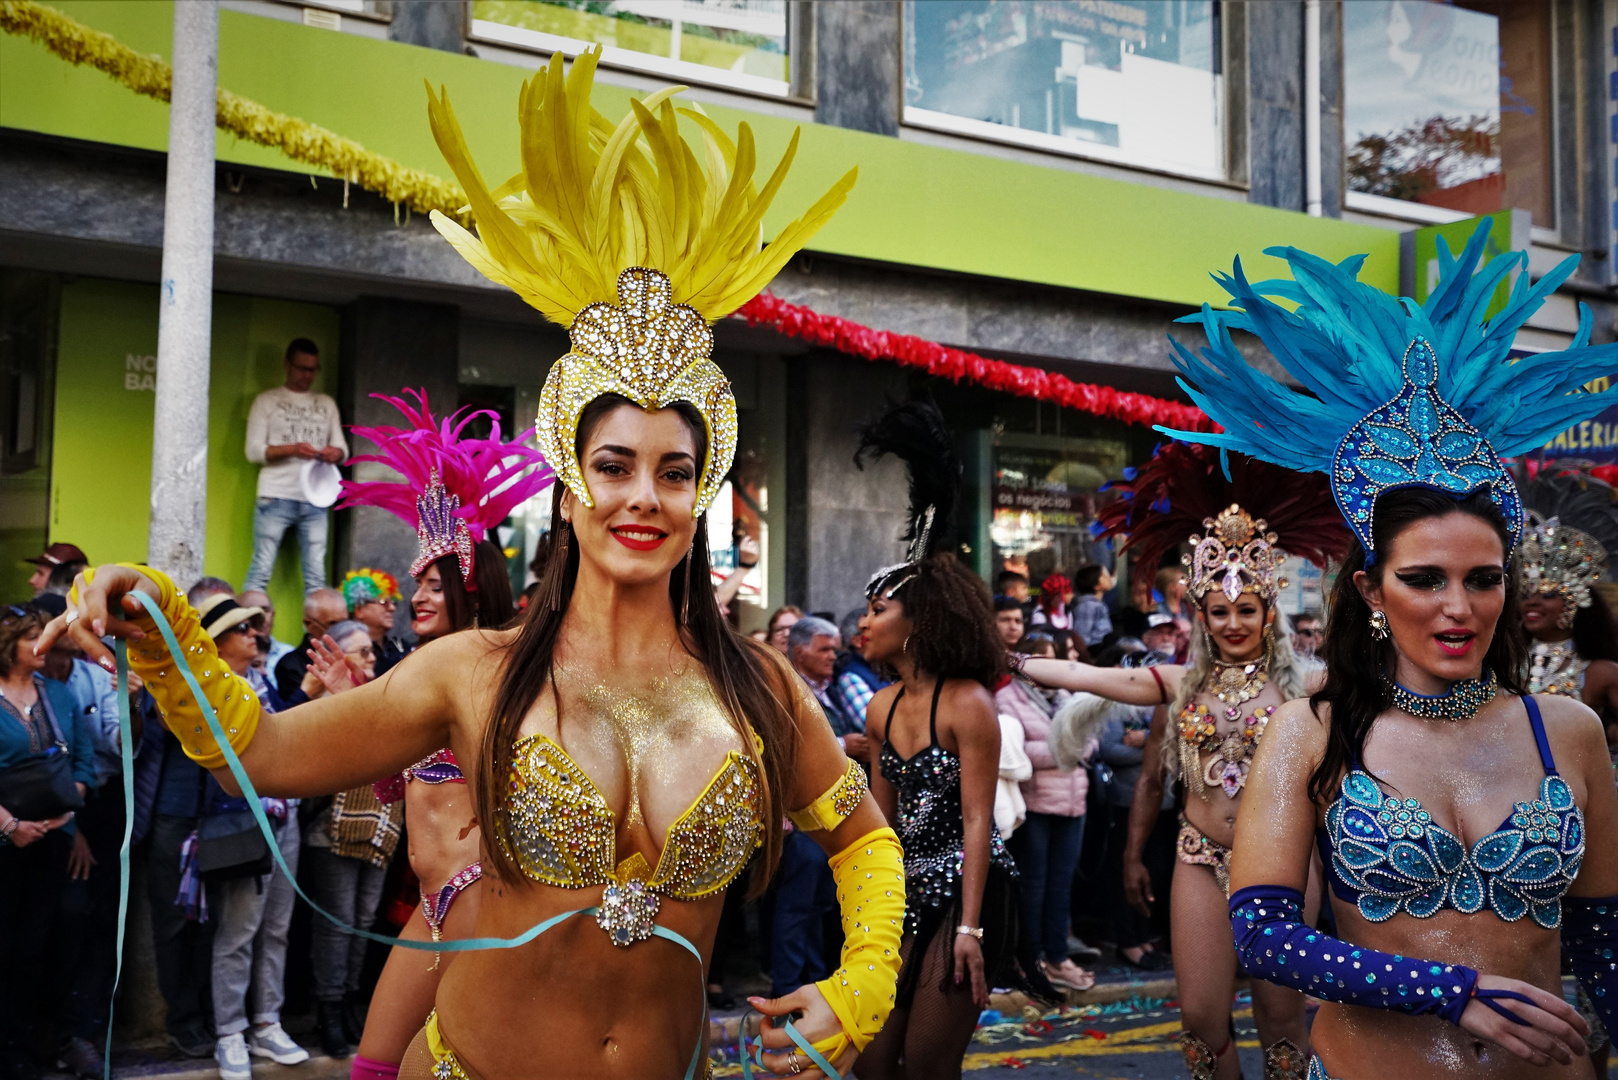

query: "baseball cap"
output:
24 542 88 568
1146 613 1176 630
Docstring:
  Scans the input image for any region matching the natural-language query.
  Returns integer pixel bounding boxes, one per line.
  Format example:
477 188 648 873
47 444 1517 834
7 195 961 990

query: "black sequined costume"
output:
879 680 1016 935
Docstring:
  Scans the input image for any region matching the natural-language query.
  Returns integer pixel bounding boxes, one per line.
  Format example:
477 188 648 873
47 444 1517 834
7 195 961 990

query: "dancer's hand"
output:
307 636 365 696
746 985 857 1077
35 565 157 672
954 932 989 1009
1458 974 1587 1066
1123 856 1154 916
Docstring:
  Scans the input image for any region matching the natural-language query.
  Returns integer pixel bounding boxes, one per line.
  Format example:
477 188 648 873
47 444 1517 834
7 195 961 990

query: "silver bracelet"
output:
955 924 983 940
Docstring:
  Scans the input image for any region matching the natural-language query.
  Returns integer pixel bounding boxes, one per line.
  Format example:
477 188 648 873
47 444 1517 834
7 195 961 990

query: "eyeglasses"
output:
1295 628 1323 637
223 623 256 638
343 644 376 660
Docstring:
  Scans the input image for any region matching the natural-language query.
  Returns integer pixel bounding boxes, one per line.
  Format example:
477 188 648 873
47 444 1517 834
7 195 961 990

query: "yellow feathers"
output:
426 47 856 327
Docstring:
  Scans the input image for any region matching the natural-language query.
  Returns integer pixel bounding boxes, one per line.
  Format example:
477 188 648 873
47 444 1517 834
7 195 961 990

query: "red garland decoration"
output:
735 292 1216 433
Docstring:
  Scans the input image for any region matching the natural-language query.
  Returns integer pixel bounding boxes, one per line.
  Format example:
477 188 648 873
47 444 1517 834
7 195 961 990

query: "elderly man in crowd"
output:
273 588 347 703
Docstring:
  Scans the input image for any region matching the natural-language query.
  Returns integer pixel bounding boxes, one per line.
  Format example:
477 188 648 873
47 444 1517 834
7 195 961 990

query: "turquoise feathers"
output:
1159 219 1618 553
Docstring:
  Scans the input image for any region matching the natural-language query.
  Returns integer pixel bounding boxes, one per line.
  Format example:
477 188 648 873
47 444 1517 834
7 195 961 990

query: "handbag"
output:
0 682 86 820
196 808 272 881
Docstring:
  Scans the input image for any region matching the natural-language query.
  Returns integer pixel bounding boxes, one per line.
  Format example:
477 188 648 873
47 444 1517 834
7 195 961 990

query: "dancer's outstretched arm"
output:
1017 656 1183 706
1229 699 1588 1069
40 563 477 799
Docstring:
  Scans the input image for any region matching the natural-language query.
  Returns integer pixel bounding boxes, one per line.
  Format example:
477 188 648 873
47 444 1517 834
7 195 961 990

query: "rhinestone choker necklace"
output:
1382 668 1498 721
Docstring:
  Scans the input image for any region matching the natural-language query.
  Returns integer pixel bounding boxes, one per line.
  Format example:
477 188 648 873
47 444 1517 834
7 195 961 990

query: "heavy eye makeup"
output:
1391 567 1505 592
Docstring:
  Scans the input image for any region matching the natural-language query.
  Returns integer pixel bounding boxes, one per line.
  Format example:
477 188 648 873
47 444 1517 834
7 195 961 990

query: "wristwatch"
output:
956 924 984 940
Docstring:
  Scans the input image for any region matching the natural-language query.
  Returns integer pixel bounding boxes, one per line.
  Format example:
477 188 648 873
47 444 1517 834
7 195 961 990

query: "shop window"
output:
904 0 1224 181
471 1 791 97
1344 0 1553 227
989 434 1127 589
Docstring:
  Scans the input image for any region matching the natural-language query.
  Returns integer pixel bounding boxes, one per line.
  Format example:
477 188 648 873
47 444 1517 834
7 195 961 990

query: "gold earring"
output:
1369 610 1390 641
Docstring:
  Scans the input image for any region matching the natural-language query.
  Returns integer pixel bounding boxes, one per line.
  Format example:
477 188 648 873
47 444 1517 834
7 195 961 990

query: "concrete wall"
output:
389 0 465 53
814 1 900 137
336 296 460 633
791 352 911 617
1246 0 1304 213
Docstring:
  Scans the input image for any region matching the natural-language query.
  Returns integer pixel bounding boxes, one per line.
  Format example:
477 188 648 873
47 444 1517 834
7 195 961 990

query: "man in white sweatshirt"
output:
242 339 347 595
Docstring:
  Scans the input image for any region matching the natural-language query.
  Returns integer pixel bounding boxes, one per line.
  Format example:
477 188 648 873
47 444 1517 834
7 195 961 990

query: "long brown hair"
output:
474 395 798 893
434 540 517 632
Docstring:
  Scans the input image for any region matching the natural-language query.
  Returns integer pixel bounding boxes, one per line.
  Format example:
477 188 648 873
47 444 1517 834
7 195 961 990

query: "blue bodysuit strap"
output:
1522 695 1558 776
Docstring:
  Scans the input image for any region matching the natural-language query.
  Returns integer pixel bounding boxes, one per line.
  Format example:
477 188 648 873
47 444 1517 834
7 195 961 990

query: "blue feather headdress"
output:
1158 219 1618 560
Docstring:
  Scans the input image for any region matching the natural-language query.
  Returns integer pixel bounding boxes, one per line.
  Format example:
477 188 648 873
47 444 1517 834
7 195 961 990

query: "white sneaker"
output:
248 1023 309 1066
215 1033 252 1080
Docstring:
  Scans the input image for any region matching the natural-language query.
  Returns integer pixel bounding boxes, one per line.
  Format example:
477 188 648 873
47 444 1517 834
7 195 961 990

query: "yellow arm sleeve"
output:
787 757 869 833
812 826 906 1056
78 564 262 769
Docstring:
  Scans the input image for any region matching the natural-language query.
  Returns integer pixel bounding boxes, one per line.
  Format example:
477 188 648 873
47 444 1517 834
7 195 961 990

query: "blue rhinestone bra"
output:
1317 695 1584 929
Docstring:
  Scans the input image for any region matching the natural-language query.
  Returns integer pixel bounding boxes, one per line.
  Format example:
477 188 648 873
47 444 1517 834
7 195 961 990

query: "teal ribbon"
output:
112 590 709 1080
739 1012 842 1080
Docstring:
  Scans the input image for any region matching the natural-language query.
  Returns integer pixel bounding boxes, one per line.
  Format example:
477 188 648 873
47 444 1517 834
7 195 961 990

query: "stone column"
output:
147 0 217 585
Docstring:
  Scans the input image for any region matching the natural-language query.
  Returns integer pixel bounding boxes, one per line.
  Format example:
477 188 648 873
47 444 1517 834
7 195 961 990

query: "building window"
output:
470 1 791 97
1344 1 1553 227
989 434 1127 590
903 0 1224 181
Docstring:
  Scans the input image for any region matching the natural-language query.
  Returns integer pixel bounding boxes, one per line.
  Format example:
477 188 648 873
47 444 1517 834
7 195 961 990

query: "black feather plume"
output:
855 398 961 559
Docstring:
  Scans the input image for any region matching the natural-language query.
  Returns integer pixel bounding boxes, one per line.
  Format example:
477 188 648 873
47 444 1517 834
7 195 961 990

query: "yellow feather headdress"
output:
425 47 856 516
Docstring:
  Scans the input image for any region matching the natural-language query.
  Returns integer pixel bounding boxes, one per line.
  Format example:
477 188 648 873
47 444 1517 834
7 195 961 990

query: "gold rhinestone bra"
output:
499 713 764 946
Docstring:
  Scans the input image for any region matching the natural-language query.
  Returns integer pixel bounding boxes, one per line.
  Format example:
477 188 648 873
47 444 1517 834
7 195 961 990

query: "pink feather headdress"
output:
339 389 553 586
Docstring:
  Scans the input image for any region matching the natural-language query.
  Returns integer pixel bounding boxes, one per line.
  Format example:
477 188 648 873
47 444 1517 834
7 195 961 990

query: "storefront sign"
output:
124 352 156 391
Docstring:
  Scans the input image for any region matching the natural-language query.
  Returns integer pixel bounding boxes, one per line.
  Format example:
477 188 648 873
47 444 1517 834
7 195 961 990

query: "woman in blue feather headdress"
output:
1163 219 1618 1080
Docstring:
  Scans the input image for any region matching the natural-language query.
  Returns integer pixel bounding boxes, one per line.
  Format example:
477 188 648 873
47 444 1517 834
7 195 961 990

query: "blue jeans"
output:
244 497 328 595
770 830 835 997
1009 811 1086 962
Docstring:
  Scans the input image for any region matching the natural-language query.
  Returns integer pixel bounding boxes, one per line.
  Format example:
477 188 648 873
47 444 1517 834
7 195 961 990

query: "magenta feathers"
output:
339 389 553 583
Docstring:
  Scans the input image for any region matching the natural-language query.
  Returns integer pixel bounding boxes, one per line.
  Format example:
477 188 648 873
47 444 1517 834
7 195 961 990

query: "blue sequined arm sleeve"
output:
1565 895 1618 1033
1230 885 1477 1023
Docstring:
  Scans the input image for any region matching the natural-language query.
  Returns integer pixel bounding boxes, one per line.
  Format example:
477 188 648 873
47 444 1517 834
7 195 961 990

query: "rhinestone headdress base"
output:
1519 518 1607 611
538 268 737 519
1184 504 1286 604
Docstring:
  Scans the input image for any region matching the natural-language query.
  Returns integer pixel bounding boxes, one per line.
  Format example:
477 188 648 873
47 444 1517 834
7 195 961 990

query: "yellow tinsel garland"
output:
0 0 468 219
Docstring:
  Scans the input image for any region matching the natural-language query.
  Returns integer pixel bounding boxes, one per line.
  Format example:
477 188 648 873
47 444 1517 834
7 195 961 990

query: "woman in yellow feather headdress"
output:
50 48 901 1080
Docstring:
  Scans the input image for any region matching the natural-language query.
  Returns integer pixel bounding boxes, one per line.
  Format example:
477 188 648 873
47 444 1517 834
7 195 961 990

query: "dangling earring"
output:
1557 597 1576 630
550 522 570 612
1369 610 1390 641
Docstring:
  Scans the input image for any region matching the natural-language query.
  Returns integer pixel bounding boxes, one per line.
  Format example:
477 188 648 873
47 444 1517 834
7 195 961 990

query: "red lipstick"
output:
1433 629 1475 657
611 524 669 551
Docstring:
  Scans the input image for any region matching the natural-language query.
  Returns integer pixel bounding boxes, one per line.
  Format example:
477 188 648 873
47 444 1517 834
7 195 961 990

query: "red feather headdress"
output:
1096 442 1350 602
